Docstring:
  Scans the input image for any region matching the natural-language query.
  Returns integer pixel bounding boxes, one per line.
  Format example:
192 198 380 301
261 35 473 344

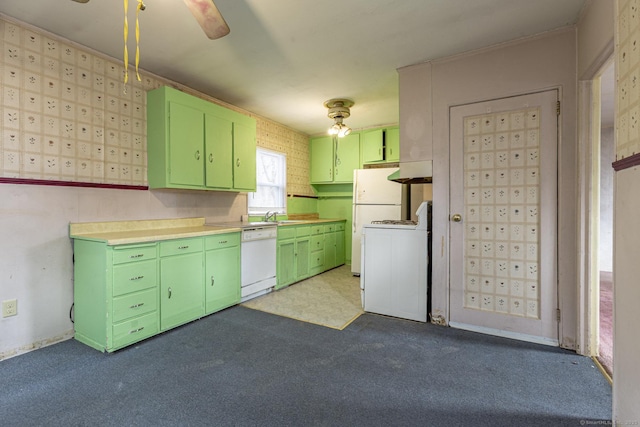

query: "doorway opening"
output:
597 61 615 378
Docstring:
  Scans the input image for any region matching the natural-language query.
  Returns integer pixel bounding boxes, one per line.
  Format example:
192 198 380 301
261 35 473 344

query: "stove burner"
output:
371 219 418 225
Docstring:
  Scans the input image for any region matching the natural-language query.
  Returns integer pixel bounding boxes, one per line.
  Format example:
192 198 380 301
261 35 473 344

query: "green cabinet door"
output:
324 231 337 269
160 252 204 331
205 246 240 313
233 122 257 191
362 128 384 163
295 237 311 281
385 127 400 162
205 114 233 189
333 133 360 183
336 230 345 266
169 102 205 186
277 239 296 289
310 136 334 183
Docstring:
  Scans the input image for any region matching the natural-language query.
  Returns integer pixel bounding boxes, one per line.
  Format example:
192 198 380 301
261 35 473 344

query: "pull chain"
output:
123 0 145 94
123 0 129 89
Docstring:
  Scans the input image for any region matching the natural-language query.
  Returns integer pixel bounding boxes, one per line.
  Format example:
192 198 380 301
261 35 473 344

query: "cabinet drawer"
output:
310 251 325 269
112 288 158 323
311 235 324 252
113 259 157 296
112 244 157 264
324 224 336 233
296 226 310 237
278 227 296 240
159 237 203 257
336 223 345 231
112 311 159 350
205 233 240 250
311 225 324 235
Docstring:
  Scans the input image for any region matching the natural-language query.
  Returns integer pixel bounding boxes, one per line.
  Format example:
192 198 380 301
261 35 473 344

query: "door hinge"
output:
556 101 561 116
556 308 561 322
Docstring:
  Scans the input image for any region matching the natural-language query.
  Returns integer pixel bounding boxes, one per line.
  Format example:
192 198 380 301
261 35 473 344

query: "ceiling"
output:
0 0 587 136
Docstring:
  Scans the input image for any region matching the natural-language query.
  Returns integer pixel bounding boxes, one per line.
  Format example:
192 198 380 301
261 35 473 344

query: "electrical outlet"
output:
2 299 17 317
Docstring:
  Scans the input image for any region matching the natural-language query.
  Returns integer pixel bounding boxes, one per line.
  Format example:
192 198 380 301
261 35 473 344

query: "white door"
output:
449 90 558 345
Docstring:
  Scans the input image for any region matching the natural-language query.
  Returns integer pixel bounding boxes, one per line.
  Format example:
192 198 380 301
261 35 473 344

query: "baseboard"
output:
0 330 74 361
592 356 613 385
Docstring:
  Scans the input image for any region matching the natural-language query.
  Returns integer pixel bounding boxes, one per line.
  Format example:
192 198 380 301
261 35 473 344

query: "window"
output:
248 148 286 215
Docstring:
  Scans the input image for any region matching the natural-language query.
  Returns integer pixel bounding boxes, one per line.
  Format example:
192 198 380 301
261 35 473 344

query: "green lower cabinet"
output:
336 229 346 266
324 231 337 270
158 237 205 331
295 237 311 281
73 240 160 353
276 226 311 288
205 234 241 313
160 251 204 331
276 238 296 289
275 221 346 287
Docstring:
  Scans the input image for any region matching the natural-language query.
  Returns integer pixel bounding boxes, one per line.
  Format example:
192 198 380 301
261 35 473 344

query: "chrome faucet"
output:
264 211 278 222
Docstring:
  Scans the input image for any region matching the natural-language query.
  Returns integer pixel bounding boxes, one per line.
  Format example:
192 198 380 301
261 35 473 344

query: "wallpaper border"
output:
612 152 640 171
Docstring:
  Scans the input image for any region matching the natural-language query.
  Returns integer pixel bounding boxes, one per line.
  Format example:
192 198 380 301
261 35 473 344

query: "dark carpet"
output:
0 306 611 426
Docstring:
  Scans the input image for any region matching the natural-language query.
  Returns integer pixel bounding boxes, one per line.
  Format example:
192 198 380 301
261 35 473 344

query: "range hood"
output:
387 160 432 184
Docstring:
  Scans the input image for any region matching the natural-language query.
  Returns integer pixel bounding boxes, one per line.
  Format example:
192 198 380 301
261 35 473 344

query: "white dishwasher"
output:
240 224 277 302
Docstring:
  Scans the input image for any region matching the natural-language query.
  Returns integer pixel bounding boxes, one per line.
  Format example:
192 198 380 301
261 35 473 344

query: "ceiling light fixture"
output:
324 98 354 138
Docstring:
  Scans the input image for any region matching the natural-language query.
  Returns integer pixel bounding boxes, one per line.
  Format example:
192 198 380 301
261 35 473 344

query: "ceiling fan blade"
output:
183 0 230 40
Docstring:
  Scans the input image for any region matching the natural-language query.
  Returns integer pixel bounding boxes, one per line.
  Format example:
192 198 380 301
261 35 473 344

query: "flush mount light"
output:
324 98 354 138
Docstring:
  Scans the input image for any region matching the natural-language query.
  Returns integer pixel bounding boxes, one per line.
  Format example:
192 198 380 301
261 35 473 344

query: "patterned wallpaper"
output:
463 109 541 318
0 16 314 196
616 0 640 160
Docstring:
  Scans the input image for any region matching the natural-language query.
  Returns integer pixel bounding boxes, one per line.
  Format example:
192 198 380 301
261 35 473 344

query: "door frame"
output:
576 43 615 357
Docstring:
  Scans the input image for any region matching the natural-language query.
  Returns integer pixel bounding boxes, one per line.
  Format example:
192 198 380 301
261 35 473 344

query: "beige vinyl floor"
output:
241 265 363 330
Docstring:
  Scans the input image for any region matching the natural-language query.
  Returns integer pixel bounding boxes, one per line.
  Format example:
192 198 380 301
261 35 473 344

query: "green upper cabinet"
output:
385 126 400 162
147 86 256 192
310 133 360 184
310 136 334 183
362 128 384 163
168 102 205 186
205 114 233 189
362 126 399 164
232 122 257 191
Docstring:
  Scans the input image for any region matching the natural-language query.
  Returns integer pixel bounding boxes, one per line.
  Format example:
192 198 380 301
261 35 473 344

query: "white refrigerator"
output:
351 168 402 275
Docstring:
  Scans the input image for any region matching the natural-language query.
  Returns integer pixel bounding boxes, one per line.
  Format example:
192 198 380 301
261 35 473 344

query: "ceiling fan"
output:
71 0 230 40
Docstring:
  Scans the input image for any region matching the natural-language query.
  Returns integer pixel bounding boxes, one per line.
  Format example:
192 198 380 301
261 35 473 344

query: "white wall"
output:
0 183 246 359
422 28 579 348
613 166 640 422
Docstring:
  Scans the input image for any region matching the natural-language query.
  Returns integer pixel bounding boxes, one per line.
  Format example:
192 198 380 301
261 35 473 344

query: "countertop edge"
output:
70 225 242 245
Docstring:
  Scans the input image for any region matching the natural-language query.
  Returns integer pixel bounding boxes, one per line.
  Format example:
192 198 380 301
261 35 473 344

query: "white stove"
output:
367 201 429 230
360 201 431 322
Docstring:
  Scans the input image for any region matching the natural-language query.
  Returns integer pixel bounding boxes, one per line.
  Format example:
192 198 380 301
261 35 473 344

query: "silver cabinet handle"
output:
168 287 172 299
129 327 144 334
209 153 213 163
178 245 189 249
195 150 201 160
129 275 144 281
219 240 227 244
211 276 215 286
129 254 144 259
130 302 144 309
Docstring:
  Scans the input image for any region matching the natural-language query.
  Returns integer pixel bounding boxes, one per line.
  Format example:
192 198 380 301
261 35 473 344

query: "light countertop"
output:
69 217 241 245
